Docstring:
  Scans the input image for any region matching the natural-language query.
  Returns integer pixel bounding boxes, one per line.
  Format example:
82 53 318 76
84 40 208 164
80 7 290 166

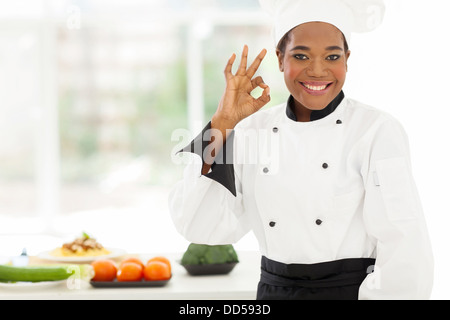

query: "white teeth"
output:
303 83 329 91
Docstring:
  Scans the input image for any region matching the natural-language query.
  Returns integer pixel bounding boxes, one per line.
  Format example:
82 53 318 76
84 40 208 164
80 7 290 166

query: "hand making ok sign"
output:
212 45 271 132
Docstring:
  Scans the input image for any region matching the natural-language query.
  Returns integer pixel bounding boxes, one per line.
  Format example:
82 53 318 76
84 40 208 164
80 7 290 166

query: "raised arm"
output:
203 45 271 174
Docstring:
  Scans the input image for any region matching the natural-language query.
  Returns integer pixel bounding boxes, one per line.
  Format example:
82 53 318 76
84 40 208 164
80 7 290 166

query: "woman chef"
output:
169 0 434 300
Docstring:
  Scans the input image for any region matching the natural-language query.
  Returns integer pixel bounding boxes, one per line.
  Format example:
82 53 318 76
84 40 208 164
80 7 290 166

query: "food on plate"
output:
91 260 117 282
144 261 171 281
89 255 172 283
50 232 111 257
181 244 239 265
0 264 93 282
146 256 171 274
116 262 143 282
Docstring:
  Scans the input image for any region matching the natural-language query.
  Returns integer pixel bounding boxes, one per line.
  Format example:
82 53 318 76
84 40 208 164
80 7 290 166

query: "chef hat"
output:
259 0 385 47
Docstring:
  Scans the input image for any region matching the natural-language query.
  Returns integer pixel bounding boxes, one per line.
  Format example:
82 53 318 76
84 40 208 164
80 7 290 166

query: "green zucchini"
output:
0 264 74 282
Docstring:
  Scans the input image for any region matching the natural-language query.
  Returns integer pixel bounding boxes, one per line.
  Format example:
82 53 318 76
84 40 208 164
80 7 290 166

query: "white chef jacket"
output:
169 94 434 300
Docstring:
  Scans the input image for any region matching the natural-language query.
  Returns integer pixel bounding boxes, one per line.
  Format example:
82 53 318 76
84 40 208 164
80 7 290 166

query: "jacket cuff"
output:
178 122 237 197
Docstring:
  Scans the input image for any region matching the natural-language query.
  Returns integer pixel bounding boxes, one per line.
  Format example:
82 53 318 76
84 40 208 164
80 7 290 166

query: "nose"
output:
305 59 329 77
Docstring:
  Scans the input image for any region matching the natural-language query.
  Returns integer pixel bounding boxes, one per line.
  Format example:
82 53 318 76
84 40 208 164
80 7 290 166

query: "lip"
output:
300 81 334 96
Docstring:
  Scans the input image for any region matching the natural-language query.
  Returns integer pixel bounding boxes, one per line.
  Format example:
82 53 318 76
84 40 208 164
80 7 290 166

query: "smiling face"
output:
276 22 351 119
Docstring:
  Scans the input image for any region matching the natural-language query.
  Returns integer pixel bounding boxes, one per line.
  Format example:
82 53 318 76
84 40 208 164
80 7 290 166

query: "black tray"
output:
90 277 170 288
181 262 238 276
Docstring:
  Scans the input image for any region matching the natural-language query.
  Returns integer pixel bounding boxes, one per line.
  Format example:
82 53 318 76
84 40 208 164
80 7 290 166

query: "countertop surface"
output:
0 251 261 300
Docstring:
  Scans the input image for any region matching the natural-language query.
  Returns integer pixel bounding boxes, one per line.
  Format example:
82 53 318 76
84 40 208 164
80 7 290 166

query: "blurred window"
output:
0 0 283 254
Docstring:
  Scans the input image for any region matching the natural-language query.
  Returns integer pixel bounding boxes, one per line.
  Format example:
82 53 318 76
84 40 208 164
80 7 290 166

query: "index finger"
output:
246 48 267 79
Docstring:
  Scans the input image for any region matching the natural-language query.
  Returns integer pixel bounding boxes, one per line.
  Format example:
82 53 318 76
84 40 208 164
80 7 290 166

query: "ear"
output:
345 50 351 72
276 49 284 72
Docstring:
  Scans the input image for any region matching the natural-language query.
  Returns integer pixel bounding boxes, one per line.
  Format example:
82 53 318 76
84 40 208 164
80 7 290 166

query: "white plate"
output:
37 248 126 263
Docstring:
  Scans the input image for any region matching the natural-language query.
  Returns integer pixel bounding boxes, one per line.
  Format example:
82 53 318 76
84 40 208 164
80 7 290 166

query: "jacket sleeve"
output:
168 122 251 245
358 118 434 300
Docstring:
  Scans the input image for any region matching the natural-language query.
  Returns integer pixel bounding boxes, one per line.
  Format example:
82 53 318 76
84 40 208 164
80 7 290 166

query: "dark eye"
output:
326 55 341 61
293 54 308 60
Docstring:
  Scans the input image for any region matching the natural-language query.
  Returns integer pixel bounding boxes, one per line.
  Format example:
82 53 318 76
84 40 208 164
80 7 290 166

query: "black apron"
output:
257 256 376 300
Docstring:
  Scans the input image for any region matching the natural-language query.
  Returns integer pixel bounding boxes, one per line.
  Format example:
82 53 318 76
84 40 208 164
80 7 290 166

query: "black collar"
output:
286 91 345 122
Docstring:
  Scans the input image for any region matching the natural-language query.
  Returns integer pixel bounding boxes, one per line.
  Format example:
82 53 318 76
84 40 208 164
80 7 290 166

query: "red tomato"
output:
117 262 143 282
91 259 117 282
146 256 171 274
144 261 171 281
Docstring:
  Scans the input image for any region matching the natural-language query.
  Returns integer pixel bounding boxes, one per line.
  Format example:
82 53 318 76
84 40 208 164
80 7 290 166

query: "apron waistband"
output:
260 256 375 289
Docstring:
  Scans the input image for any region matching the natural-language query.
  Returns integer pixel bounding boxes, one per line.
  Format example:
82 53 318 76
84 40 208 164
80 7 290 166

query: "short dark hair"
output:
276 29 349 55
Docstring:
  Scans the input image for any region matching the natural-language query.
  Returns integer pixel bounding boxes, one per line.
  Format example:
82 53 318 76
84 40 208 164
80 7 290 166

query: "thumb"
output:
254 85 271 110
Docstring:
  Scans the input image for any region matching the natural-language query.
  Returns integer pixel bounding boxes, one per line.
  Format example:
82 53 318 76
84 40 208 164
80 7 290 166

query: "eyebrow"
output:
290 45 344 52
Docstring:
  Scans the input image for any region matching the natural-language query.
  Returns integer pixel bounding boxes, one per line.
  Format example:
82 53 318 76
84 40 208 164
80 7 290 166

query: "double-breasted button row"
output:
273 118 342 132
265 121 337 228
269 220 322 228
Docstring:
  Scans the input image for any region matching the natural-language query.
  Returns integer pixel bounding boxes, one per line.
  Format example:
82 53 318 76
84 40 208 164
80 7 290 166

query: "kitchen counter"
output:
0 251 261 300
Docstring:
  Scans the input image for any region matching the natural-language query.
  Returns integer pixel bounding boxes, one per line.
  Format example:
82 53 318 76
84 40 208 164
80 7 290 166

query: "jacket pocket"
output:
329 189 364 252
333 189 365 214
331 188 364 227
375 157 418 221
